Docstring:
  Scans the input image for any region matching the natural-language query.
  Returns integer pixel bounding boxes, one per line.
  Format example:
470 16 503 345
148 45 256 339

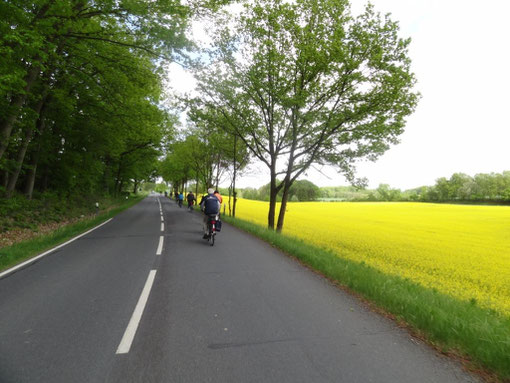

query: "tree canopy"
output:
195 0 419 230
0 0 225 199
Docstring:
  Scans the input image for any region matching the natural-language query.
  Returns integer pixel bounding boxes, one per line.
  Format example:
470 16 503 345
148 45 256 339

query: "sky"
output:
165 0 510 190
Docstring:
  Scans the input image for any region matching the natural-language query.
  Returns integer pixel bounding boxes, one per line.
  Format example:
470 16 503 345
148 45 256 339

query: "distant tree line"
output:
237 171 510 203
240 180 321 202
335 171 510 202
400 171 510 202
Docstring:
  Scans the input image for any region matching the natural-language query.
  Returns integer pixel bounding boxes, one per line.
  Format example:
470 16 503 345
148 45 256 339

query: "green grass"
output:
223 215 510 381
0 195 145 273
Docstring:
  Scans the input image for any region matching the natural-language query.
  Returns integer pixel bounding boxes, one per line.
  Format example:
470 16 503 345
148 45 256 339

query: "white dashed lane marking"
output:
116 270 157 354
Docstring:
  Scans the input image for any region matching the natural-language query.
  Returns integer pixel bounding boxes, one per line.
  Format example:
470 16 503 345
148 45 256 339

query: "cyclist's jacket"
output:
201 194 220 215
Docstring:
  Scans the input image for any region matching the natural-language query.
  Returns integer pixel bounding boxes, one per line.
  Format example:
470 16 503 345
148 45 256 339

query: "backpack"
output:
203 194 220 215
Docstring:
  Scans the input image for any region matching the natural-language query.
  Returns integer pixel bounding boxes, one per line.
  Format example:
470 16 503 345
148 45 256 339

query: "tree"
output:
448 173 473 200
289 180 320 201
0 0 190 164
198 0 419 231
375 183 401 201
0 0 234 201
186 103 251 216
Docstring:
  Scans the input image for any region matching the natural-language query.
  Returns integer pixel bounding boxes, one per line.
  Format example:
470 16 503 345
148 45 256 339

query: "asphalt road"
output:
0 195 479 382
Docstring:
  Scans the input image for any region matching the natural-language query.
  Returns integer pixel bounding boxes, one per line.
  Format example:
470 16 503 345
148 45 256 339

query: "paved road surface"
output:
0 195 479 382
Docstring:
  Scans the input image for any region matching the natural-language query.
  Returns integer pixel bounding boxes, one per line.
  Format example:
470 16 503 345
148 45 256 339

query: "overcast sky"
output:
166 0 510 190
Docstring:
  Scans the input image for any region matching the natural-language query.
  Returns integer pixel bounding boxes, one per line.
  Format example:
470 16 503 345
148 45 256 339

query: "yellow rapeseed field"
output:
229 199 510 317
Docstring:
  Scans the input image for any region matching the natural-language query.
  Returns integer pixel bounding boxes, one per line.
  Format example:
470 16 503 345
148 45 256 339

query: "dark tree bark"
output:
228 186 232 216
6 94 49 198
0 65 41 161
276 179 292 233
232 135 238 217
6 127 35 198
276 115 298 232
268 168 278 230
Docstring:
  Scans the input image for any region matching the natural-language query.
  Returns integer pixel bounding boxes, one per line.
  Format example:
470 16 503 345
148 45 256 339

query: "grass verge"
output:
0 195 145 273
223 215 510 381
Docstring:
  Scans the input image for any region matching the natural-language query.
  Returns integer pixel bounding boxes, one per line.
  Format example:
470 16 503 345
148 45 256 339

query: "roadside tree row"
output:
192 0 419 231
0 0 225 199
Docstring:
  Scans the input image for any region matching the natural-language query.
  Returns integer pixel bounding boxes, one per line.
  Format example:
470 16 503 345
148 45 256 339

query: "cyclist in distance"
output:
186 191 196 211
214 190 223 204
178 192 184 208
199 188 220 239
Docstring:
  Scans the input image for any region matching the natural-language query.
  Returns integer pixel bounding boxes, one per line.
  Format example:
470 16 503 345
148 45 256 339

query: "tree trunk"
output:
276 110 299 232
6 126 35 197
0 64 41 161
268 176 278 230
195 177 199 196
24 119 48 199
228 185 232 216
233 190 237 218
7 93 48 198
276 178 292 232
24 158 38 200
267 158 284 230
232 135 237 217
215 154 220 190
133 179 138 194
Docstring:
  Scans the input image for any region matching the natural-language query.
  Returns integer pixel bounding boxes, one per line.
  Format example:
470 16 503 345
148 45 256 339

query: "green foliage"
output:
415 171 510 203
197 0 419 229
240 179 320 202
0 0 230 201
142 182 156 192
314 170 510 203
0 192 135 233
375 183 402 201
289 180 320 201
319 186 371 201
154 183 168 193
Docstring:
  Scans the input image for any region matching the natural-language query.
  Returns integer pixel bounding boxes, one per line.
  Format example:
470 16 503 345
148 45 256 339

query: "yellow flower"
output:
228 199 510 317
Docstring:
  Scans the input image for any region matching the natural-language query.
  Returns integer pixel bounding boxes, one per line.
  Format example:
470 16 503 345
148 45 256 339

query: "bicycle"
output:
206 214 219 246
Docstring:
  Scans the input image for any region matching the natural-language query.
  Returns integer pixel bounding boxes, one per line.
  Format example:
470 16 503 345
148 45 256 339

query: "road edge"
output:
0 218 113 279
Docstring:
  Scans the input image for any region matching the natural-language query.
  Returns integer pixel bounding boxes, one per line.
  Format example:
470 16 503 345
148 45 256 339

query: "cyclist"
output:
214 189 223 204
178 192 184 207
200 188 220 239
186 191 196 211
